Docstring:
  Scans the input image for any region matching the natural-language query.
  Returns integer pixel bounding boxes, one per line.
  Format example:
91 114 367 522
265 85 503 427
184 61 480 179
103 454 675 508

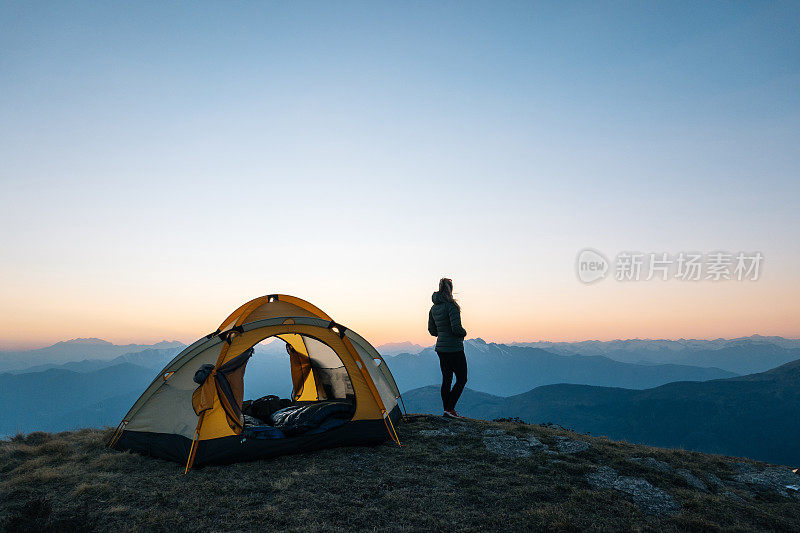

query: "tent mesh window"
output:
299 335 355 401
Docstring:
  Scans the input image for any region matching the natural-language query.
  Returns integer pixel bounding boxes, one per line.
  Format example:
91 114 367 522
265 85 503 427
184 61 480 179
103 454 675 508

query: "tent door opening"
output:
240 334 356 440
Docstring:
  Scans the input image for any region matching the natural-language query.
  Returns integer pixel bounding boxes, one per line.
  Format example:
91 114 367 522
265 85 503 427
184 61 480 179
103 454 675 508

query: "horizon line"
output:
2 332 800 352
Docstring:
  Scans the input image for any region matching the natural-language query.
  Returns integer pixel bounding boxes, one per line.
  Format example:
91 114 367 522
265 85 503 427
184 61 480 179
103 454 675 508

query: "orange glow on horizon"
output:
2 278 798 350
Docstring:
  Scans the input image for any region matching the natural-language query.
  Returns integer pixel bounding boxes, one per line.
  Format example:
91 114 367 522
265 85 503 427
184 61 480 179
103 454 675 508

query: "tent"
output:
108 294 404 471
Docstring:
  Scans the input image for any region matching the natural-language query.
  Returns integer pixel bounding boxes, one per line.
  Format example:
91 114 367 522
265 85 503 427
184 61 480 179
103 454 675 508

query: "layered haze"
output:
3 334 799 450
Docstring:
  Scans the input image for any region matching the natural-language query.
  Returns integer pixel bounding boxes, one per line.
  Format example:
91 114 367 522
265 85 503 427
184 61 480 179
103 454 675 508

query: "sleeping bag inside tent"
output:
108 294 404 469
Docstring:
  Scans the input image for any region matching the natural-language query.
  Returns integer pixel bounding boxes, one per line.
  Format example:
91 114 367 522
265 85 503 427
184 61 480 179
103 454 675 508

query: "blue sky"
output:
1 2 798 348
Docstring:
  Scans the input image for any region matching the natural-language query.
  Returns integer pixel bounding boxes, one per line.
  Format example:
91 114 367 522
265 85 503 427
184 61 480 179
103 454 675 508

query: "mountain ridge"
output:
404 358 800 465
0 340 186 373
3 347 183 375
0 363 155 437
389 338 737 396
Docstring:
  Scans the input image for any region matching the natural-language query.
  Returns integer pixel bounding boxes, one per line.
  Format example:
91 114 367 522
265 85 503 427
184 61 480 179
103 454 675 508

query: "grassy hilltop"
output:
1 415 799 532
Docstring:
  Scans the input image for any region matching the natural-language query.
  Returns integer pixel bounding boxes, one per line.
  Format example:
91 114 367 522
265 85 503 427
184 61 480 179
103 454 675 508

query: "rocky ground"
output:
1 414 799 531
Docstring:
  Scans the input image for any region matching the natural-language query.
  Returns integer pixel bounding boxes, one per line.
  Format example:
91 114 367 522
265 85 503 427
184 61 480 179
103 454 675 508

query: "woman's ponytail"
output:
438 277 460 310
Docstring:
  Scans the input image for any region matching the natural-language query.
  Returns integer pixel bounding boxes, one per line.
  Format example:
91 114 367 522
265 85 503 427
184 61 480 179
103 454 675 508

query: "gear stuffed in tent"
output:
107 294 406 471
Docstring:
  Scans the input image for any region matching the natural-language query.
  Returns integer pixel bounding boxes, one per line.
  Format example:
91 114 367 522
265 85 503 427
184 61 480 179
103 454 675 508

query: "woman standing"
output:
428 277 468 418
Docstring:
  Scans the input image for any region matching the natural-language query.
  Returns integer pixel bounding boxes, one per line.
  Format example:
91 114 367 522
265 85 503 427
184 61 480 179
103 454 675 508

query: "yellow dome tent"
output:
108 295 404 471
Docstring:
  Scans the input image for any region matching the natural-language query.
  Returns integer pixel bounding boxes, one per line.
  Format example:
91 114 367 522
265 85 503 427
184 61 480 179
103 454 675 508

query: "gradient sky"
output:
1 1 798 349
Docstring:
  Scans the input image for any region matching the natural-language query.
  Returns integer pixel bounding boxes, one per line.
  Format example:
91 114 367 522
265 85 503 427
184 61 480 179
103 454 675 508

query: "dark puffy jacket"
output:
428 291 467 352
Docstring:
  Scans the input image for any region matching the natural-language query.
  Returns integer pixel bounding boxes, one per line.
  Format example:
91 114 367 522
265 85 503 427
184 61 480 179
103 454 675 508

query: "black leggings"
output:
437 350 468 412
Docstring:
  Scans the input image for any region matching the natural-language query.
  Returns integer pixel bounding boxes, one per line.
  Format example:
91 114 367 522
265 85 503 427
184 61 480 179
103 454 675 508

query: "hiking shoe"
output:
443 410 464 419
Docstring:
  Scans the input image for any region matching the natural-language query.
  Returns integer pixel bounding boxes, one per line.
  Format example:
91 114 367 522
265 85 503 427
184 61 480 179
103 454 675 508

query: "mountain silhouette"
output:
5 347 181 374
376 341 426 356
405 359 800 465
0 339 185 373
0 363 155 437
513 336 800 374
388 339 736 396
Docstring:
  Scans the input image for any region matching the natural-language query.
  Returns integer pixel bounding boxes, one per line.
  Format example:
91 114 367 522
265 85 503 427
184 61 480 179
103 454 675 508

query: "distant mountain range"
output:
0 363 156 436
4 336 741 401
4 347 182 375
0 336 747 436
404 359 800 466
0 338 185 373
376 341 426 356
388 339 736 396
511 335 800 374
6 334 796 376
0 341 294 438
3 334 799 466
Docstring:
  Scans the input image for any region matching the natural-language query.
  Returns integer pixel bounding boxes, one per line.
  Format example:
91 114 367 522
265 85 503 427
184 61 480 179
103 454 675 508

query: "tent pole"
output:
184 334 234 474
385 415 402 447
340 336 399 443
107 420 127 448
184 411 205 474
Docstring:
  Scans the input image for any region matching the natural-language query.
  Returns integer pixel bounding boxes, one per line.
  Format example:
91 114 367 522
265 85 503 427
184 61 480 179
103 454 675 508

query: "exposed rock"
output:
722 489 745 502
630 458 708 492
587 465 619 486
527 435 546 448
676 469 708 492
481 430 567 458
483 434 533 458
630 457 672 473
554 436 590 454
419 426 470 437
526 434 559 455
586 466 680 516
705 473 725 489
733 463 800 497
